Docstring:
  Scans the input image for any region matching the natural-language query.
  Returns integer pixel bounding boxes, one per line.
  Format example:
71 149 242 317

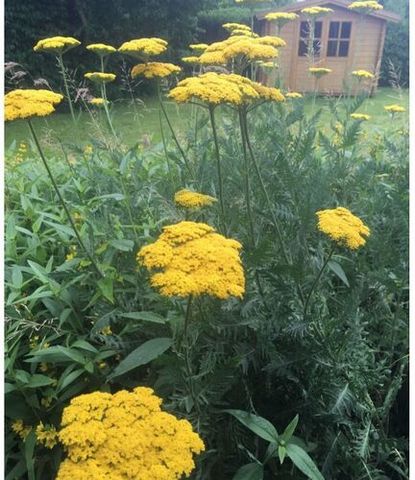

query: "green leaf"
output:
110 239 135 251
233 463 264 480
98 277 114 303
5 383 17 394
27 260 49 284
286 443 324 480
109 337 173 379
11 266 23 289
327 260 350 287
278 445 286 464
120 311 167 324
281 414 299 442
225 410 279 443
26 374 56 388
24 430 36 480
57 369 84 392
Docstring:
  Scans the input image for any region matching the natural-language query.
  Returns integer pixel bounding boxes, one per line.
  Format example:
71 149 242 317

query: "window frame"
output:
298 20 323 58
326 20 352 58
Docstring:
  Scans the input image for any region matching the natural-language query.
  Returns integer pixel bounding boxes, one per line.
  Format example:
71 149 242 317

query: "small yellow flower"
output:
84 72 116 83
309 67 332 77
316 207 370 250
182 56 201 64
174 189 217 208
100 326 112 336
286 92 303 99
86 43 116 56
351 113 370 121
131 62 181 79
41 396 53 408
265 12 298 21
301 6 333 16
40 362 49 372
34 36 80 54
5 89 63 121
352 69 374 79
118 38 168 59
66 245 78 262
348 1 383 11
384 104 406 113
89 97 107 106
12 420 32 440
189 43 209 51
84 144 93 155
98 361 107 369
36 422 58 449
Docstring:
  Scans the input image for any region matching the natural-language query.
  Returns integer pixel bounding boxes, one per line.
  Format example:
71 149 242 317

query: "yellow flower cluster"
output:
222 22 256 37
286 92 303 99
118 38 168 59
189 43 209 51
36 422 59 449
265 12 299 21
34 36 80 54
5 89 63 121
169 73 285 106
384 104 406 113
86 43 116 56
352 69 374 79
89 97 106 106
198 35 285 66
309 67 332 76
301 6 334 16
56 387 205 480
174 189 217 208
66 245 78 261
84 72 116 83
316 207 370 250
11 420 32 440
351 113 370 121
348 1 383 11
182 56 200 64
137 221 245 298
258 61 278 69
131 62 181 79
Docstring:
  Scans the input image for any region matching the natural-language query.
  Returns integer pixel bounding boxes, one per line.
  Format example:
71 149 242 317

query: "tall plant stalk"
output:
57 54 77 126
99 55 118 139
28 120 104 278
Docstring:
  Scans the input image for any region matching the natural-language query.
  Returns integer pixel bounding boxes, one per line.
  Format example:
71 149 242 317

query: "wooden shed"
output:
257 0 400 94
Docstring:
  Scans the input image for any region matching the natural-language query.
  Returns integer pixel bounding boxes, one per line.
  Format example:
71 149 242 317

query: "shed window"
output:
327 21 352 57
298 21 322 57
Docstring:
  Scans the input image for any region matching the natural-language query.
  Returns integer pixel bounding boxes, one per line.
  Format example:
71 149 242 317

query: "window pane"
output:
327 40 338 57
298 40 308 56
313 40 321 56
314 21 323 38
338 40 349 57
341 22 352 39
300 21 310 37
329 21 340 39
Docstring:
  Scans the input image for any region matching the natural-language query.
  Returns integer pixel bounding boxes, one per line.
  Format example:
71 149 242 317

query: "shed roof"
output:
257 0 400 23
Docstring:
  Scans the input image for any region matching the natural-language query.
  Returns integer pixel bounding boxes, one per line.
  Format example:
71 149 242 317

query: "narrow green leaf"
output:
225 410 279 443
327 260 350 287
281 414 299 442
24 430 36 480
233 463 264 480
110 239 134 251
98 277 114 303
57 369 84 392
120 311 167 324
278 445 286 464
26 374 56 388
286 443 324 480
109 337 173 379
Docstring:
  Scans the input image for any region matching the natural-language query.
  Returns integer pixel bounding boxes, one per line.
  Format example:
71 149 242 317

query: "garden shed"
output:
257 0 400 94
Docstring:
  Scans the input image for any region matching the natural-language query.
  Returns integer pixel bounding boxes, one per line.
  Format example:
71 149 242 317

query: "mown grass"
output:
5 87 408 153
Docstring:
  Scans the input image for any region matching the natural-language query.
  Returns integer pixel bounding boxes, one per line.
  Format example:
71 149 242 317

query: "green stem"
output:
157 81 192 176
209 105 226 233
159 108 176 190
28 120 104 278
57 54 76 126
303 245 335 321
100 84 118 139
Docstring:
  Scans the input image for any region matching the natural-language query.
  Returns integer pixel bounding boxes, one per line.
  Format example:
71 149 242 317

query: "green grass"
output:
5 87 408 153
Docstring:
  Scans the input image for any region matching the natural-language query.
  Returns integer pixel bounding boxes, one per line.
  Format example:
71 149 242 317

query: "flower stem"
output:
28 119 104 278
57 54 77 126
209 105 226 233
303 245 335 321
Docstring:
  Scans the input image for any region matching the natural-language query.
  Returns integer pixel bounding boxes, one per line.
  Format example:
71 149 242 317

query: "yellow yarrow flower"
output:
316 207 370 250
189 43 209 51
182 56 201 64
86 43 116 56
5 89 63 121
174 189 217 209
118 38 168 59
169 73 285 106
131 62 181 79
34 36 80 54
286 92 303 99
265 12 298 21
309 67 332 77
223 22 252 33
89 97 107 106
351 113 370 121
384 104 406 113
84 72 116 83
138 221 245 299
352 69 375 79
301 6 334 16
56 387 205 480
348 1 383 11
36 422 59 449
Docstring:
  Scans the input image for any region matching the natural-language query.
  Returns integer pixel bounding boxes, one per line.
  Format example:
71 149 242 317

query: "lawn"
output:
5 87 408 153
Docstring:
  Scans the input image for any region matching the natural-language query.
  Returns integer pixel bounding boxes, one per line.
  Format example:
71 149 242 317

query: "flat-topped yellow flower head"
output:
169 72 285 105
351 113 370 121
137 221 245 299
301 6 334 16
182 56 201 64
223 22 252 33
352 69 375 79
56 387 205 480
316 207 370 250
5 89 63 121
174 189 217 208
384 104 406 113
189 43 209 51
86 43 116 56
89 97 107 106
131 62 181 79
309 67 332 77
286 91 303 99
265 11 299 27
118 38 168 59
34 36 80 54
348 1 383 11
84 72 116 83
